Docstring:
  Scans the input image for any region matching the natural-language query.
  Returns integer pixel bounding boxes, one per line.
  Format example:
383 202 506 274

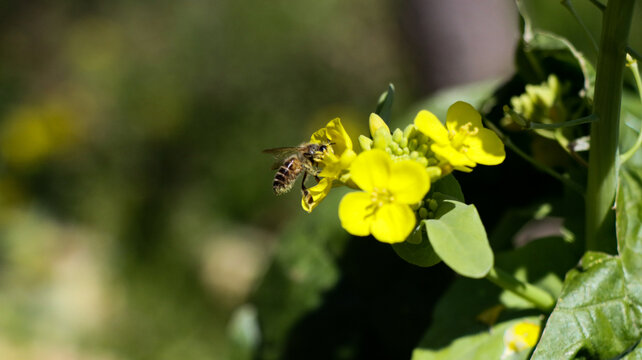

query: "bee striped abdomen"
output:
273 156 302 195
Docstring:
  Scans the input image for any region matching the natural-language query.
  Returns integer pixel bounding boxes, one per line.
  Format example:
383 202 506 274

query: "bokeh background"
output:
1 0 603 359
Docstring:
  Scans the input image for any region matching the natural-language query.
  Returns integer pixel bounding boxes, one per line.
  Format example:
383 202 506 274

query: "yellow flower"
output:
338 149 430 243
303 118 357 212
502 321 541 358
414 101 505 173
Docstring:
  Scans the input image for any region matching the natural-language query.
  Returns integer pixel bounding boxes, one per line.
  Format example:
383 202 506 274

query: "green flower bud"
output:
359 135 373 151
392 128 403 144
410 151 419 159
403 124 415 139
416 156 428 167
426 166 442 179
374 132 389 149
428 199 438 211
417 144 428 155
409 139 418 151
418 207 429 219
410 200 424 211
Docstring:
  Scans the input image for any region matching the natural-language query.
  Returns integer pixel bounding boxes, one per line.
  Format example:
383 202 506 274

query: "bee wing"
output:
262 147 301 170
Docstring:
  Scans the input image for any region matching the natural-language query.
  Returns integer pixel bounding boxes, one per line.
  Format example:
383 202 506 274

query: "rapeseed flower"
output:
303 118 357 212
501 321 541 359
414 101 505 173
338 149 430 243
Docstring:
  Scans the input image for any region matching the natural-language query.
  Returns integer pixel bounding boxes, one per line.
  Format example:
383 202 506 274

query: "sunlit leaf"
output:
412 316 540 360
424 196 493 278
531 252 642 359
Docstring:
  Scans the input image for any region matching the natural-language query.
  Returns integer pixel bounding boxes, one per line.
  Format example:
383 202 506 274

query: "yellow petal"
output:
414 110 449 145
446 101 483 133
318 152 341 178
388 160 430 204
431 143 476 168
464 128 506 165
370 203 416 243
309 126 328 144
349 149 391 192
369 113 390 138
325 118 353 155
301 178 333 213
338 191 374 236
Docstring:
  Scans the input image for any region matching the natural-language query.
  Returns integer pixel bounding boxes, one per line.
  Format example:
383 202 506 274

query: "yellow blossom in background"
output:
501 321 541 359
414 101 505 173
303 118 357 212
338 149 429 243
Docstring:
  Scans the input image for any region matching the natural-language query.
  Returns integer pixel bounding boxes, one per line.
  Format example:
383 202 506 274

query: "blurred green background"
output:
6 0 619 359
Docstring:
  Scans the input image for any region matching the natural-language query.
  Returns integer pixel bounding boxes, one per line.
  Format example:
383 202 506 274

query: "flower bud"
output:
358 135 373 151
369 113 390 138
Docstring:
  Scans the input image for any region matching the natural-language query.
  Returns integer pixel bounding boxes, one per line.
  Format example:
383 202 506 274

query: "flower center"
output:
449 122 478 151
365 187 394 217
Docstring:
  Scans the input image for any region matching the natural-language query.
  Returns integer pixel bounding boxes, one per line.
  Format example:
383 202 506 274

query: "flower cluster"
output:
299 101 505 243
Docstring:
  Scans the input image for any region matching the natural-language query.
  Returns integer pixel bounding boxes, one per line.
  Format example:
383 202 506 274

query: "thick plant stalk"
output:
586 0 635 252
486 268 555 312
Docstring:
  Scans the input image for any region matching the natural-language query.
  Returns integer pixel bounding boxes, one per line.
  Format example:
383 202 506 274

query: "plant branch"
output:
486 267 556 312
484 119 586 195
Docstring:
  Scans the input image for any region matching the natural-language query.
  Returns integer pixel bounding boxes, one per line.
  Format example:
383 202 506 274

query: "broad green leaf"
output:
375 83 395 122
515 0 598 100
516 0 601 66
392 226 441 267
532 252 642 359
412 316 541 360
425 196 493 278
617 161 642 304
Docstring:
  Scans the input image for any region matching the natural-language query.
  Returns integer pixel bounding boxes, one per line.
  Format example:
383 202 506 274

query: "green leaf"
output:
424 196 493 278
617 161 642 304
430 174 465 202
515 1 597 99
375 83 395 122
532 252 642 359
411 236 578 358
392 226 441 268
412 316 540 360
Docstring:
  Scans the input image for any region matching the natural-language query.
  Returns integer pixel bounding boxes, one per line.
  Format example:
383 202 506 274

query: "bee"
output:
263 142 331 206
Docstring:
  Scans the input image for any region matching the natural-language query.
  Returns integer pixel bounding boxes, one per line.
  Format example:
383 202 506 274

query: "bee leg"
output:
301 172 314 206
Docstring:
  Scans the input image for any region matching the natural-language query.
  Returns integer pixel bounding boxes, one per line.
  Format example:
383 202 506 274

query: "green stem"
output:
486 267 556 312
588 0 606 12
484 120 585 195
585 0 636 253
529 114 598 130
621 56 642 164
